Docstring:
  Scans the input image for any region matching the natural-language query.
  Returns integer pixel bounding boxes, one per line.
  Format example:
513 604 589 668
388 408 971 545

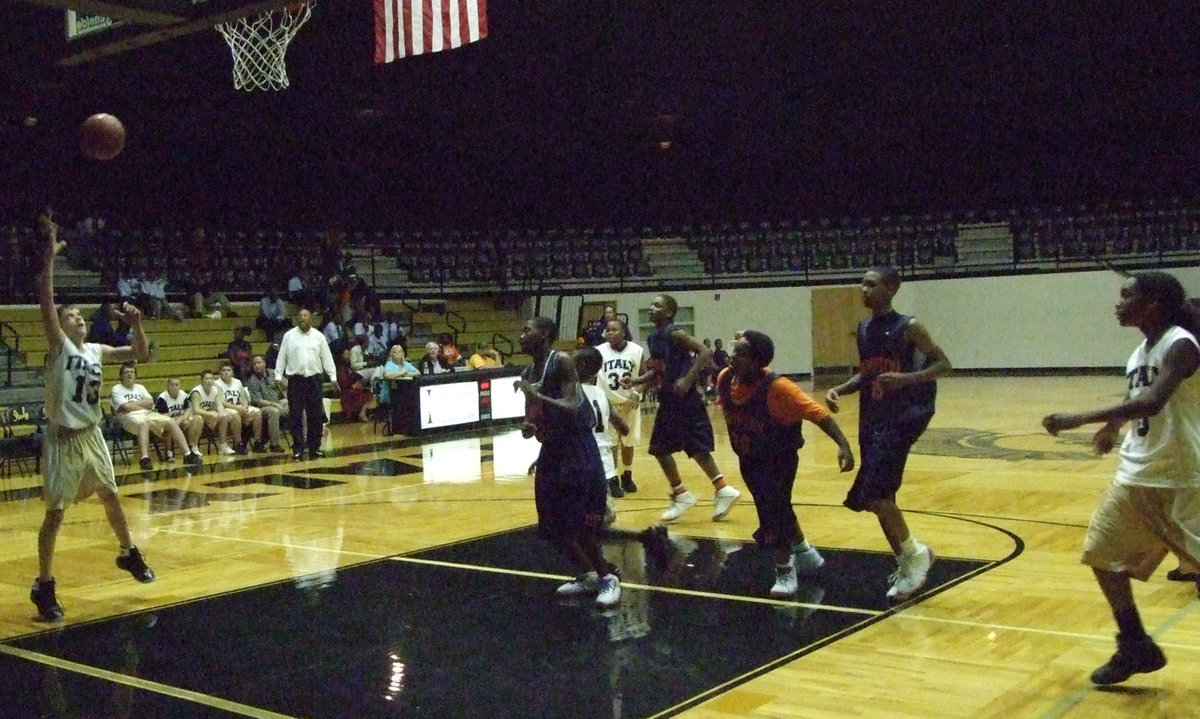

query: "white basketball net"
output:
215 3 314 91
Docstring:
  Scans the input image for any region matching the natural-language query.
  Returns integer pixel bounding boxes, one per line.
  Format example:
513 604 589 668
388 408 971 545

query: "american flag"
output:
374 0 488 64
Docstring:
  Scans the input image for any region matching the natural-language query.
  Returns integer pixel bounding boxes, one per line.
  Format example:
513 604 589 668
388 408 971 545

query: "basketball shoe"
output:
117 547 156 583
596 574 622 609
712 485 740 520
557 572 600 597
31 578 64 621
770 560 798 598
661 490 697 521
1091 633 1167 685
886 543 934 603
794 544 826 574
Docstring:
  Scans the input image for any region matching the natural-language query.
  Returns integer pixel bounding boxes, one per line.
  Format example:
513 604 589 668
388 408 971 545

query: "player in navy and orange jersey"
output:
717 330 854 597
630 294 740 522
517 316 621 609
826 266 951 604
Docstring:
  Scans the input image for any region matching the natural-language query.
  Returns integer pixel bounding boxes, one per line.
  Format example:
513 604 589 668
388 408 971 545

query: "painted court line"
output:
389 555 880 615
1033 599 1200 719
0 644 296 719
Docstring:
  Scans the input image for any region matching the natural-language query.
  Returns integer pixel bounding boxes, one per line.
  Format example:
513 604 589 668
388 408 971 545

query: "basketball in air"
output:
79 113 126 161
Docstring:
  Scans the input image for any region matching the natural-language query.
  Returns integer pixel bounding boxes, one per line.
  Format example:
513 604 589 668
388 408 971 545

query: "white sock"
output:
900 536 921 556
796 539 813 552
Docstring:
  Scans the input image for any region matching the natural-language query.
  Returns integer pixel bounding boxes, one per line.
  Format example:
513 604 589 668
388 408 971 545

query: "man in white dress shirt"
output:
276 309 338 460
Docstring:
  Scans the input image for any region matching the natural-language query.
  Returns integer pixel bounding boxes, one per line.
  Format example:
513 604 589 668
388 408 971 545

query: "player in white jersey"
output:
1044 271 1200 686
596 319 645 498
33 210 156 622
156 376 204 460
575 346 631 527
190 370 236 455
216 361 263 453
110 362 202 469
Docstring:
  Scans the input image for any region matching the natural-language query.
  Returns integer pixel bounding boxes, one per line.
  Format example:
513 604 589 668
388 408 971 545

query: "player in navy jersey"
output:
826 267 951 603
632 295 740 522
517 317 621 609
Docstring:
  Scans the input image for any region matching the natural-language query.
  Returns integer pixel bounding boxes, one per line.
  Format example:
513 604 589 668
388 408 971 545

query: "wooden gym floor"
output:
0 374 1198 718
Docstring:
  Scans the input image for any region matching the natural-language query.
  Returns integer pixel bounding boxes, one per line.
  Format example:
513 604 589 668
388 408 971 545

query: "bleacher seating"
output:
6 200 1200 304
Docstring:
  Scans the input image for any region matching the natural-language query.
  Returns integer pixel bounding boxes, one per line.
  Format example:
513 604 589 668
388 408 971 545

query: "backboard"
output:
20 0 296 65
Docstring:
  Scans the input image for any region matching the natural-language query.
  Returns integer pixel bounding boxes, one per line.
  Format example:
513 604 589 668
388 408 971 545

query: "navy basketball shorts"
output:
648 391 714 458
843 414 932 512
534 434 608 543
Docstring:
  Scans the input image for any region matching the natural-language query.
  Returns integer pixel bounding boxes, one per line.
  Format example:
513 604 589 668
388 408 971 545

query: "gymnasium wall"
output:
581 268 1200 375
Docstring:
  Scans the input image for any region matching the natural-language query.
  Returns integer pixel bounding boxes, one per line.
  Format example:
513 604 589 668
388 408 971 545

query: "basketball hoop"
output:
215 2 314 91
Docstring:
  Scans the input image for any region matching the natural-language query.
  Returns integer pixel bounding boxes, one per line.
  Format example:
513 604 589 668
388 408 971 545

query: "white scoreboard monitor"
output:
418 381 480 430
415 368 526 432
482 375 526 421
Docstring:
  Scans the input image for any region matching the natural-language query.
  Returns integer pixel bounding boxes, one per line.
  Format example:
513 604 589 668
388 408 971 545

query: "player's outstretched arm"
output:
815 415 855 471
37 211 67 356
825 374 862 413
103 303 149 364
1044 338 1200 435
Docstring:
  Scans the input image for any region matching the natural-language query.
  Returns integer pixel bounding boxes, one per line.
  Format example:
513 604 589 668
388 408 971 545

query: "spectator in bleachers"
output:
351 311 388 363
140 268 185 321
330 275 354 324
320 315 350 357
187 269 237 319
264 341 281 370
349 334 383 383
418 341 455 374
246 355 288 453
286 266 316 311
437 331 462 367
222 326 255 381
115 271 139 311
352 310 377 341
110 363 202 469
467 342 503 370
348 273 382 320
335 347 374 423
365 323 389 364
87 300 131 347
381 311 408 356
257 290 291 341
